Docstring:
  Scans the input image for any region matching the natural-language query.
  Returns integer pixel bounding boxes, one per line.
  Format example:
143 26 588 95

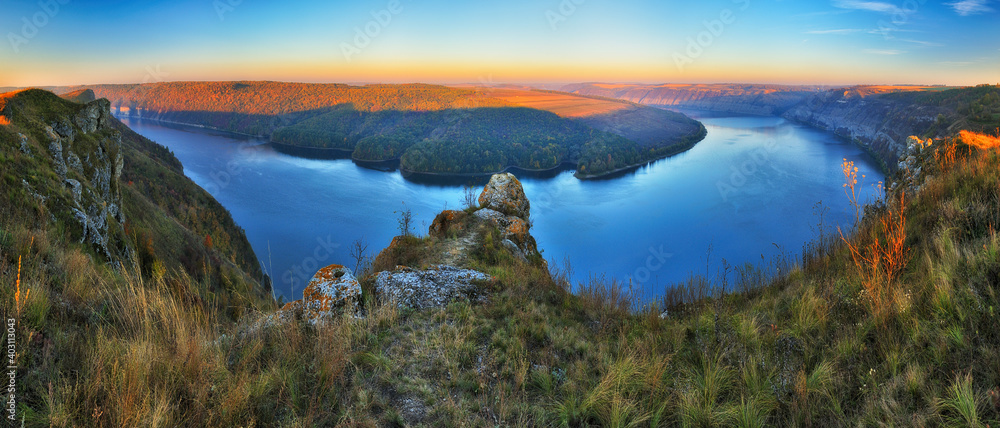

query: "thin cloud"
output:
863 49 904 55
833 0 905 14
805 29 864 34
901 39 945 47
946 0 994 16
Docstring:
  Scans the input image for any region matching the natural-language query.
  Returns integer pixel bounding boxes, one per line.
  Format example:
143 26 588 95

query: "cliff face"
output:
780 90 948 171
563 83 820 116
566 83 1000 172
1 89 268 300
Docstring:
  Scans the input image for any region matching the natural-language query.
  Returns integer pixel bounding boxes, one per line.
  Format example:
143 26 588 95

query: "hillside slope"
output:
783 85 1000 171
1 88 272 313
563 83 823 115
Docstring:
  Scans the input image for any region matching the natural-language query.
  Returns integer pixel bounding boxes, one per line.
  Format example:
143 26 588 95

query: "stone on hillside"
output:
478 173 530 218
18 133 31 155
292 264 362 322
375 265 492 309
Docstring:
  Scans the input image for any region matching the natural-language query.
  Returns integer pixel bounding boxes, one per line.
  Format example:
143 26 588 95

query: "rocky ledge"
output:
375 265 492 309
262 172 541 326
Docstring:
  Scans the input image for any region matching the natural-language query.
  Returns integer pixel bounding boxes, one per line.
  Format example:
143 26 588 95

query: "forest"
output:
73 82 707 178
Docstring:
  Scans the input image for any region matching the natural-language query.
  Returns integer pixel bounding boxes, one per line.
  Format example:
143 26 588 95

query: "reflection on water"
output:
123 112 882 303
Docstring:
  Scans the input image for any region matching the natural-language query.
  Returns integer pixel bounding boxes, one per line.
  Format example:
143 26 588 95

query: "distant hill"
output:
59 88 97 104
563 83 825 115
67 82 706 178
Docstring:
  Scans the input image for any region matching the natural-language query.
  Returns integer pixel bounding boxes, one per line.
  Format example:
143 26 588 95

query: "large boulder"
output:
478 173 530 218
275 264 362 324
375 265 492 309
471 173 539 259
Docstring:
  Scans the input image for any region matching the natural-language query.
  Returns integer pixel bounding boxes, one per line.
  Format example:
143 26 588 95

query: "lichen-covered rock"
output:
253 264 364 328
296 264 362 321
472 208 509 229
375 265 492 309
478 173 530 218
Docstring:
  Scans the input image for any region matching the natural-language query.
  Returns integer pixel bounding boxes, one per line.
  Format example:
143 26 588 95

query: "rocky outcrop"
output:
40 98 126 258
478 173 530 218
890 136 934 196
375 265 492 309
270 264 362 325
473 173 539 259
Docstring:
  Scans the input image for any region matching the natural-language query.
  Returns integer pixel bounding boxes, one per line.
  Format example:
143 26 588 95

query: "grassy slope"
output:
3 90 999 425
1 90 277 426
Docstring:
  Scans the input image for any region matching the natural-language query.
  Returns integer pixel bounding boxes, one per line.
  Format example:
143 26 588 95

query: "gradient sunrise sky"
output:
1 0 998 87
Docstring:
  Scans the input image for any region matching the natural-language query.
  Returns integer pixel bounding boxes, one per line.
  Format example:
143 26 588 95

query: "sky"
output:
1 0 998 86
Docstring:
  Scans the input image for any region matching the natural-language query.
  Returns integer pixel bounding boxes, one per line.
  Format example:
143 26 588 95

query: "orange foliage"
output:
0 115 10 126
839 193 909 316
959 130 1000 150
15 255 31 316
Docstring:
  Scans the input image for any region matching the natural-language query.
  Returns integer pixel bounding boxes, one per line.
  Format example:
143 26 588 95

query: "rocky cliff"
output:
1 89 270 306
566 83 1000 172
780 90 943 171
781 86 1000 171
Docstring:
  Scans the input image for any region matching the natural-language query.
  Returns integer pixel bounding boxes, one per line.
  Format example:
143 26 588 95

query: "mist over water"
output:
124 111 882 303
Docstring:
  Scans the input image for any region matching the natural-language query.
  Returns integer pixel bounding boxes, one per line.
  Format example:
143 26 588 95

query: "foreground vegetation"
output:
3 88 1000 426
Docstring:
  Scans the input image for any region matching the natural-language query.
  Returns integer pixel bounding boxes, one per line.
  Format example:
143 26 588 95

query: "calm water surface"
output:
123 111 882 302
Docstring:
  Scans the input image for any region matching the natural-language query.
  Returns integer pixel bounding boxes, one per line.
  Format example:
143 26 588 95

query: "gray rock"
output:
478 173 530 218
375 265 492 309
74 99 111 134
261 265 363 327
17 133 31 155
66 151 84 175
64 179 82 206
48 141 67 180
51 120 75 141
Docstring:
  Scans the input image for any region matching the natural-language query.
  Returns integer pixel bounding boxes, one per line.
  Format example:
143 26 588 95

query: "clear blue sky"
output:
2 0 998 86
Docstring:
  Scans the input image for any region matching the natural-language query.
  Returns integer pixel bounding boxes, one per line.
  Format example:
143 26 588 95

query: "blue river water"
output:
123 111 882 302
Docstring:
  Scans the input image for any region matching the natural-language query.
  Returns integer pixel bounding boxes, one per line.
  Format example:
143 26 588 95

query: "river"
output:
122 110 883 303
